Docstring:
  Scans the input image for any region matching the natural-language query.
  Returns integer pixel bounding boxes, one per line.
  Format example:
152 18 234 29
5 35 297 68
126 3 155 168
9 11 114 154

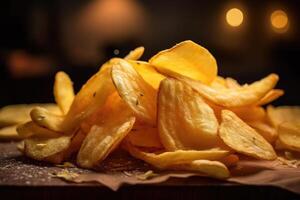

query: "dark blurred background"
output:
0 0 299 107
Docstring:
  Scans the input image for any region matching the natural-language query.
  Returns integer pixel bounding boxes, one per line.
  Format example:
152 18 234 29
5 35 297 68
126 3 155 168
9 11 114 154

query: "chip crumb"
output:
277 157 300 168
52 169 79 181
36 143 47 148
136 170 158 180
123 171 133 177
56 162 76 168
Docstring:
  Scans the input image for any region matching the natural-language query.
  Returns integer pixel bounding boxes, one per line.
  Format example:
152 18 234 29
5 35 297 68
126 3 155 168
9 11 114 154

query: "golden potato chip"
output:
111 59 157 125
267 105 300 127
54 71 75 114
30 107 64 132
128 60 166 90
125 142 230 169
257 89 284 106
17 141 25 152
158 78 219 150
17 121 61 138
170 160 230 179
44 130 86 164
77 95 135 168
62 58 119 132
278 122 300 152
210 76 227 89
0 125 21 140
24 135 72 161
225 77 241 89
149 40 217 84
124 46 145 60
210 104 266 122
219 154 239 167
174 73 279 107
127 125 162 148
231 107 266 122
0 104 60 127
219 110 276 160
247 121 277 143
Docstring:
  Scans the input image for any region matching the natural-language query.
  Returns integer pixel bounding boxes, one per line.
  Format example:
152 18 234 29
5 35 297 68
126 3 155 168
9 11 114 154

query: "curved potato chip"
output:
174 73 279 107
231 107 266 122
0 104 60 127
256 89 284 106
125 143 230 169
219 154 239 167
225 77 241 89
278 122 300 152
30 107 64 132
17 121 61 138
210 76 227 90
124 46 145 60
0 125 21 140
267 105 300 127
219 110 276 160
158 78 219 150
24 135 72 161
170 160 230 179
77 118 135 168
210 103 266 122
127 125 162 148
77 95 135 168
44 130 86 164
128 60 166 90
247 121 277 143
111 59 157 125
62 58 119 132
149 40 217 84
54 71 75 114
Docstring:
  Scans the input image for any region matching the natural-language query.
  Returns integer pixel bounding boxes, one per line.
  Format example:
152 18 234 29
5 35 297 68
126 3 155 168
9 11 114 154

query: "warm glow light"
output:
226 8 244 27
271 10 288 32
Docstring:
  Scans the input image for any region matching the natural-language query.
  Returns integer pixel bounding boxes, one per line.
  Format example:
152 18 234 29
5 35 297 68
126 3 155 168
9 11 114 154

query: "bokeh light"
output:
270 10 289 33
226 8 244 27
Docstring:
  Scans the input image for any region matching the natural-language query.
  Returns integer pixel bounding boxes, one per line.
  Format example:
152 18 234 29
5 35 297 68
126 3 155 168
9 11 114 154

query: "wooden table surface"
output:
0 141 299 200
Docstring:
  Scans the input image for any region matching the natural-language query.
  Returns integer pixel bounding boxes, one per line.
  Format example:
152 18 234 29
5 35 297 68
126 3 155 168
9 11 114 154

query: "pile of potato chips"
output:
1 40 300 179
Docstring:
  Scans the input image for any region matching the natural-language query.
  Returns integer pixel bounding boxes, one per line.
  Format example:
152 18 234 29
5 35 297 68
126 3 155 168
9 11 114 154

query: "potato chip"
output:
54 71 75 114
267 105 300 127
0 104 60 127
127 125 162 148
210 104 266 122
170 160 230 179
225 77 242 89
174 73 279 107
247 121 277 143
0 125 21 140
111 59 157 125
24 135 72 161
219 110 276 160
256 89 284 106
124 46 145 60
128 60 166 90
44 130 86 164
219 154 239 167
149 40 217 84
278 122 300 152
17 141 25 152
125 142 230 169
210 76 227 89
17 121 61 138
77 95 135 168
231 107 266 122
30 107 64 132
158 78 219 150
61 58 119 132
